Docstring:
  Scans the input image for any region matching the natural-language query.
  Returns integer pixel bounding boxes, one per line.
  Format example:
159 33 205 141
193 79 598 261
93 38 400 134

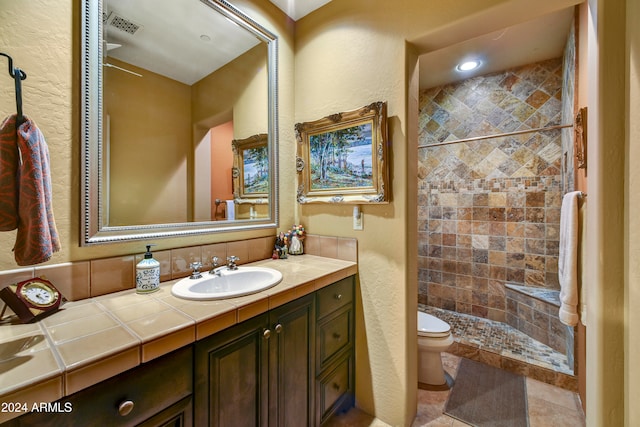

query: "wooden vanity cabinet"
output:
315 276 355 426
195 293 315 427
1 276 355 427
4 346 193 427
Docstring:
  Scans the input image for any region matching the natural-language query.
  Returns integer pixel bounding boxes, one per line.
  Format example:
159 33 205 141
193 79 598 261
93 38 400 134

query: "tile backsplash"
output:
0 234 357 302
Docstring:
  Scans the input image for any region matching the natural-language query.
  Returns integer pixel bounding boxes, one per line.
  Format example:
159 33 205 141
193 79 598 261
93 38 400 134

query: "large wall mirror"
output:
81 0 279 245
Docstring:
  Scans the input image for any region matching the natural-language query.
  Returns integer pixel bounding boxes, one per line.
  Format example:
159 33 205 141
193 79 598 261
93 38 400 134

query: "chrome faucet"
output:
209 256 240 276
227 256 239 270
209 256 223 276
189 262 203 279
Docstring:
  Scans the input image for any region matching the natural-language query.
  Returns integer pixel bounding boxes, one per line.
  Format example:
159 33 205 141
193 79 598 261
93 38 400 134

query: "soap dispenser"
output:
136 245 160 294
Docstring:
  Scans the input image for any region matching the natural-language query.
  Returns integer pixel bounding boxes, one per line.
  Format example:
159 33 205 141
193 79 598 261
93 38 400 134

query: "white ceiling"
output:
269 0 333 21
105 0 262 85
103 0 334 85
419 7 574 89
104 0 574 93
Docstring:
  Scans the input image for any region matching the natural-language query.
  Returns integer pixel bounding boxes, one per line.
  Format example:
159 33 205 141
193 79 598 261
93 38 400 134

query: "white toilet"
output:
417 311 454 388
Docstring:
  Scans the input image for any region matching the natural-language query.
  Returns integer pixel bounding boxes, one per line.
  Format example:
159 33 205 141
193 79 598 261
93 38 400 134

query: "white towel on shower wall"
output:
558 191 581 326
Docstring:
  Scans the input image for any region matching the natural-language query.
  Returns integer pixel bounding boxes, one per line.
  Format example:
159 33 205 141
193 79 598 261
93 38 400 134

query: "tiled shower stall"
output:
417 23 576 374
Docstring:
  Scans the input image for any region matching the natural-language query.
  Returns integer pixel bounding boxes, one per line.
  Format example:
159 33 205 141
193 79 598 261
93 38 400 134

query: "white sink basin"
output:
171 266 283 300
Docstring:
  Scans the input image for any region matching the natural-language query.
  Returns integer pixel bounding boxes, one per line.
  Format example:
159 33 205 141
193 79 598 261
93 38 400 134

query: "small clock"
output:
0 278 63 323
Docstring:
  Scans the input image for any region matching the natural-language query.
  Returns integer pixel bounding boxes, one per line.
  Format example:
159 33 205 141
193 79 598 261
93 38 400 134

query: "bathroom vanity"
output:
0 256 356 427
195 276 354 426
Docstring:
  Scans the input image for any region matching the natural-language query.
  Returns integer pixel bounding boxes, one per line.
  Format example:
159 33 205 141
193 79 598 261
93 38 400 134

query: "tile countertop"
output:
0 255 357 423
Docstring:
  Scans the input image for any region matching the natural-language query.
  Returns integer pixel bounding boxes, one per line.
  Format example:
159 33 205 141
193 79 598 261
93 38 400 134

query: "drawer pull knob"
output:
275 323 283 333
263 329 271 340
332 332 341 340
118 400 135 416
332 383 340 391
334 294 342 301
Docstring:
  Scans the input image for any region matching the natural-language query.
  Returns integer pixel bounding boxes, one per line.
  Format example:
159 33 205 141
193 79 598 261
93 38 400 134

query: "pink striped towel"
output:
0 114 61 265
0 115 19 230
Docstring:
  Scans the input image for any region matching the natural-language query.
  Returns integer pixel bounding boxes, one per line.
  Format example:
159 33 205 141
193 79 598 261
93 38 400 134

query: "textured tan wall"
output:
191 43 268 141
5 0 630 425
628 0 640 423
230 46 269 140
105 43 267 227
582 0 626 425
294 0 582 424
105 58 191 226
0 0 295 268
295 8 413 423
0 0 74 267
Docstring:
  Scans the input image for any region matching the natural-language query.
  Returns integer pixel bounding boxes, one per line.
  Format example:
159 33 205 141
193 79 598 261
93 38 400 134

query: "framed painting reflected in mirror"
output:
233 134 269 202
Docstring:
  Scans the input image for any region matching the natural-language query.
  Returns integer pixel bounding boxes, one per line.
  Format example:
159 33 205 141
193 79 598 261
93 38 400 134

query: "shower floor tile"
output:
420 304 574 376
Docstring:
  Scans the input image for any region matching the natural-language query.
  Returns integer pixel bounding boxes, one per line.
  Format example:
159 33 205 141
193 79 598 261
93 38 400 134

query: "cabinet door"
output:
195 314 269 427
268 294 315 427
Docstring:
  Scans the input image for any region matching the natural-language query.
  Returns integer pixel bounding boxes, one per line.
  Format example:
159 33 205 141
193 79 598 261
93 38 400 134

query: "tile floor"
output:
327 305 585 426
421 305 573 376
327 353 586 427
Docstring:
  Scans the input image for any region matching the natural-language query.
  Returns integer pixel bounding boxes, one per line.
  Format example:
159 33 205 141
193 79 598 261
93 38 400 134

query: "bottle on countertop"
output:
136 245 160 294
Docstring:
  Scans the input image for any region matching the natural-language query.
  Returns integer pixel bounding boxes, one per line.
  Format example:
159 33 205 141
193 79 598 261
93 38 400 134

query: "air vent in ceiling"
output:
107 13 142 35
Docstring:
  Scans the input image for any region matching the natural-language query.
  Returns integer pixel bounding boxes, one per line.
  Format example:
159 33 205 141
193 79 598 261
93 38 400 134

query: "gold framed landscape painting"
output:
295 101 389 204
232 133 269 203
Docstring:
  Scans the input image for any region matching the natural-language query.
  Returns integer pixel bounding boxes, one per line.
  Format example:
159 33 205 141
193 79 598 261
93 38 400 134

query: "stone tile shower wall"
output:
561 21 576 194
417 58 564 324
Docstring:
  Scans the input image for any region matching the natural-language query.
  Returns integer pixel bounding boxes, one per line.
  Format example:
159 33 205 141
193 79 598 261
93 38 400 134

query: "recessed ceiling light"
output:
456 60 481 72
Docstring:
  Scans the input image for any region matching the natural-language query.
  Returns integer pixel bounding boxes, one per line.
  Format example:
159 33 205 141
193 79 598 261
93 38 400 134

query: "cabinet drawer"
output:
316 355 353 426
318 309 351 370
14 346 193 427
317 277 353 319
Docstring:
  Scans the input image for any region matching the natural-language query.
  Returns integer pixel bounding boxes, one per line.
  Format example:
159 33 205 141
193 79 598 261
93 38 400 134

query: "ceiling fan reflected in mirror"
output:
102 10 143 77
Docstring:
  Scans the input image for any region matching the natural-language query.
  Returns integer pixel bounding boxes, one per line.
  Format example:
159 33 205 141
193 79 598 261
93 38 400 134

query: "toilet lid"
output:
417 312 451 337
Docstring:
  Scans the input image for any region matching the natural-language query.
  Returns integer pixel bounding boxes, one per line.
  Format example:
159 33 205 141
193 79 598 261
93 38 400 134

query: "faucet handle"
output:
227 256 239 270
189 262 203 279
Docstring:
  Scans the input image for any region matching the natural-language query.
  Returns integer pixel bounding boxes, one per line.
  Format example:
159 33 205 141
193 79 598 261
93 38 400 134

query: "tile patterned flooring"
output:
327 353 586 427
326 305 585 426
